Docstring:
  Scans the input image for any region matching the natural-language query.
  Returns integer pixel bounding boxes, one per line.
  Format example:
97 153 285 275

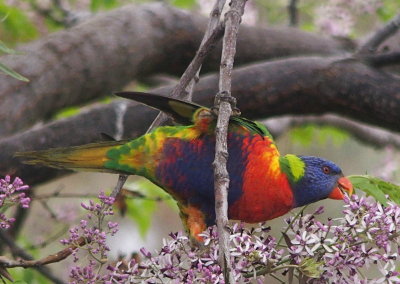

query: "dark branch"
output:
265 114 400 149
0 230 66 284
3 56 400 185
358 13 400 54
0 236 86 269
169 21 225 99
360 51 400 67
111 1 229 199
287 0 298 27
0 3 352 137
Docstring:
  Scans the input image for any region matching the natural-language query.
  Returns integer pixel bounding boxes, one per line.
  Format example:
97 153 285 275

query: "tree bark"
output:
0 3 352 137
2 56 400 185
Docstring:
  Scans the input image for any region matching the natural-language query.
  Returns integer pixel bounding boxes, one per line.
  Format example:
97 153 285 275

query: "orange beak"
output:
328 177 353 200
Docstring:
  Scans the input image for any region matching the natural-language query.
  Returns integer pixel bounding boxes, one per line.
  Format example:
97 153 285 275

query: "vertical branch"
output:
184 0 227 100
111 1 226 199
147 0 226 131
287 0 298 27
213 0 247 283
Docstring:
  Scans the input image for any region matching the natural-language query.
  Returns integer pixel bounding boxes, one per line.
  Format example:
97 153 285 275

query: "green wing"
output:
116 91 273 139
230 116 273 139
115 91 202 125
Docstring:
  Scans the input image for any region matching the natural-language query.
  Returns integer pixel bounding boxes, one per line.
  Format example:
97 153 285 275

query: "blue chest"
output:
155 133 247 225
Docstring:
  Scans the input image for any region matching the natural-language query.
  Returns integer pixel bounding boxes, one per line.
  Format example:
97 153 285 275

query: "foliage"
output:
124 179 177 238
0 0 38 43
9 268 51 284
377 0 400 21
0 40 29 82
170 0 196 9
0 62 29 82
290 125 348 147
90 0 120 12
349 175 400 206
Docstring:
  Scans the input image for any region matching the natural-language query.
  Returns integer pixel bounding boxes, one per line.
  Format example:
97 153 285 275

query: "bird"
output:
16 92 353 241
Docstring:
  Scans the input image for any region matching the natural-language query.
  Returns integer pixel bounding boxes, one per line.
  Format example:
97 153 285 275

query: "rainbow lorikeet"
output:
16 92 353 241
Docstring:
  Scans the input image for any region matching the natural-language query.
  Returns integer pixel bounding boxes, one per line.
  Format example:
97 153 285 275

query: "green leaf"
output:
54 106 81 119
0 1 38 43
377 0 400 22
290 125 348 147
90 0 119 11
348 175 400 205
299 258 323 278
170 0 196 9
9 268 51 284
0 40 19 54
0 62 29 82
126 198 155 238
125 179 177 238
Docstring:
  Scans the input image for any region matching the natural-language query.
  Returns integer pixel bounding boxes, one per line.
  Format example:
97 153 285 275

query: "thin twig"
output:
111 0 227 199
33 191 168 201
245 264 300 278
287 0 298 27
182 0 227 100
358 13 400 54
110 174 128 199
213 0 247 283
146 0 226 133
25 227 69 250
0 230 67 284
0 238 86 269
169 22 225 100
277 206 308 247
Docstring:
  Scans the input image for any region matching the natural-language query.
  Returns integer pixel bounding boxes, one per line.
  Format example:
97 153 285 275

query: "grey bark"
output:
0 3 352 137
3 56 400 185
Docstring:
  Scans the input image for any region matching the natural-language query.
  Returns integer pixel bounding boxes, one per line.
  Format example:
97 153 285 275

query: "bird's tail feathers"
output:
15 141 127 173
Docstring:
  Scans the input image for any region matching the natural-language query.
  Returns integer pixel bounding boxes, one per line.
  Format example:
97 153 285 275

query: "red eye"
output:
322 166 331 174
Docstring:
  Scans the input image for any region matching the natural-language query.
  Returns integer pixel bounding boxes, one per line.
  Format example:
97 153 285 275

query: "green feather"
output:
279 154 305 183
116 92 273 139
230 116 272 139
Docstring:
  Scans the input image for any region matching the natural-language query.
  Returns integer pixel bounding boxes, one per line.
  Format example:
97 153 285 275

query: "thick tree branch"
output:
3 56 400 185
0 3 352 137
265 114 400 149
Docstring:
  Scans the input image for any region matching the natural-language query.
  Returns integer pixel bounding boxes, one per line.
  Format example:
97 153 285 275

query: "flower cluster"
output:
104 195 400 283
61 191 119 283
0 175 30 229
286 195 400 283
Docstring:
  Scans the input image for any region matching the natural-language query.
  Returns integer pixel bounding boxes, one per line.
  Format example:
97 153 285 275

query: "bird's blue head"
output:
280 155 353 207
